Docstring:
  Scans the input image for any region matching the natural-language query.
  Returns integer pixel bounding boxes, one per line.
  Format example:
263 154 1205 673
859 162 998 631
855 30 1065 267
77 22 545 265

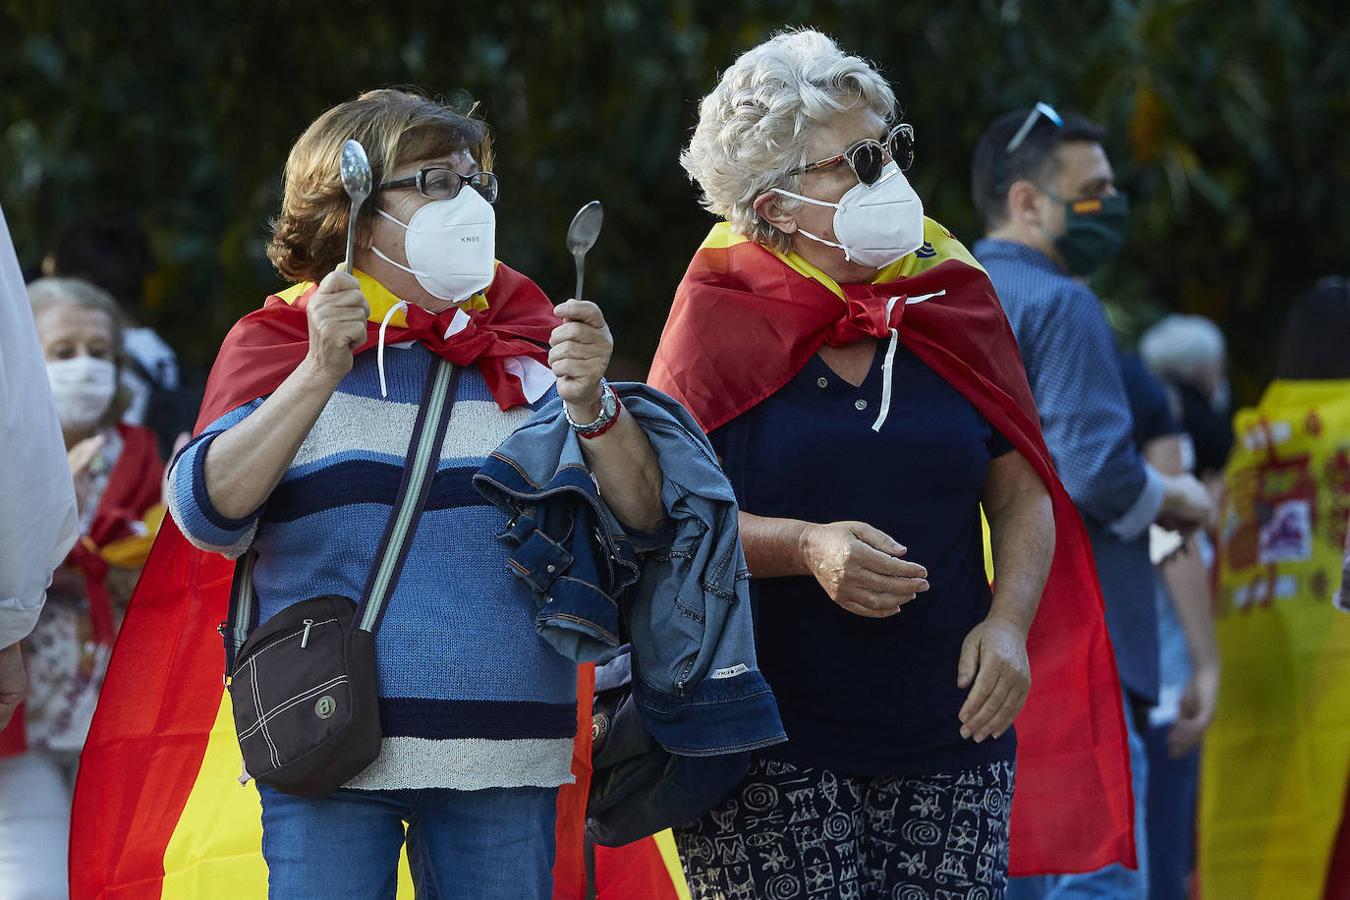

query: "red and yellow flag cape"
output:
70 267 687 898
1203 380 1350 898
647 222 1136 876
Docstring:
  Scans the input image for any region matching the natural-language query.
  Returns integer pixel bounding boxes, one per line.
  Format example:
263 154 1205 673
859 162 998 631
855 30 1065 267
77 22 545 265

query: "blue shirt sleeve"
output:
1016 284 1160 535
165 398 265 558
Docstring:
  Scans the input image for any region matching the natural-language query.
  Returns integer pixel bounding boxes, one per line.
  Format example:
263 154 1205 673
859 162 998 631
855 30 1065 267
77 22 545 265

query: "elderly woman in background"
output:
0 277 162 899
165 89 662 897
1134 315 1229 899
1139 315 1233 490
649 30 1066 898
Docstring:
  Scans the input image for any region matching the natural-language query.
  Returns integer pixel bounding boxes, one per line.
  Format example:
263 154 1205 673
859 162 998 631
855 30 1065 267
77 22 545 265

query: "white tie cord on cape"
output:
872 290 947 433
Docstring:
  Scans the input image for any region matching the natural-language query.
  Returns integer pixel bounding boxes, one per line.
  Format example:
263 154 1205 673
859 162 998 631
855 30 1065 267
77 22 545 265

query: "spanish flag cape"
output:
0 422 163 759
647 221 1136 876
69 266 683 899
1203 379 1350 899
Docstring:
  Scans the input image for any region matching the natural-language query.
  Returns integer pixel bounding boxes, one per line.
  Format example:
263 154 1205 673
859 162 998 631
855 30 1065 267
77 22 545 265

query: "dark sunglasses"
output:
788 123 915 186
377 166 500 205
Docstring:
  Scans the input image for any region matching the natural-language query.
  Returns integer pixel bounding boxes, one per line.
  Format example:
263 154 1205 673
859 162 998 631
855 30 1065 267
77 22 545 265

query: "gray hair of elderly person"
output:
28 276 127 352
680 28 895 253
1138 314 1227 392
28 276 130 426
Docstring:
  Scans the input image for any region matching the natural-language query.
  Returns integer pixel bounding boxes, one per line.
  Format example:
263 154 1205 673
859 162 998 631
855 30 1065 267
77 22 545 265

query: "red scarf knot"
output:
826 290 907 346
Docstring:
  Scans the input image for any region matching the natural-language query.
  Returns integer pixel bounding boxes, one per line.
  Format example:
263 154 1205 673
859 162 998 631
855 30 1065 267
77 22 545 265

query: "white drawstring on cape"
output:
871 290 947 432
376 301 409 399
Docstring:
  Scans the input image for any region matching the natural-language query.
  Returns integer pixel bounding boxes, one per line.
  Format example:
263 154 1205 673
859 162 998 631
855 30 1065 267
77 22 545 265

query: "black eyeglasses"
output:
787 123 915 186
377 166 500 204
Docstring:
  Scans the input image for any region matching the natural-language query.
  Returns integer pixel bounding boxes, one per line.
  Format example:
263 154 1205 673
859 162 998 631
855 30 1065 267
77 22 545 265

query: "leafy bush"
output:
2 0 1343 397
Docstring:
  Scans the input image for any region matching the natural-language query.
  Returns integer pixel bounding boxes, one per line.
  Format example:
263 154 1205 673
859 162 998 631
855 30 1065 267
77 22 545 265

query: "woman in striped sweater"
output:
168 89 663 898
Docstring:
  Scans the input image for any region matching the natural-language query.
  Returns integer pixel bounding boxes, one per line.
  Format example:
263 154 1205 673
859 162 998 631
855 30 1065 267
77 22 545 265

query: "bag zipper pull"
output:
300 619 314 648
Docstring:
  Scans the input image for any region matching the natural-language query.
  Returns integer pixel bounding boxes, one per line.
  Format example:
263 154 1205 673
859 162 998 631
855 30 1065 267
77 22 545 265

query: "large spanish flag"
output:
648 222 1137 876
70 267 688 899
1203 380 1350 899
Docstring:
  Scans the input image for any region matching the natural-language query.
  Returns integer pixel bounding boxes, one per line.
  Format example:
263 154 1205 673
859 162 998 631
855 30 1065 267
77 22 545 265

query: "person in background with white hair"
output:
1139 314 1234 491
1135 313 1229 900
0 207 80 897
651 28 1136 898
1115 344 1217 900
0 276 164 900
1138 313 1226 392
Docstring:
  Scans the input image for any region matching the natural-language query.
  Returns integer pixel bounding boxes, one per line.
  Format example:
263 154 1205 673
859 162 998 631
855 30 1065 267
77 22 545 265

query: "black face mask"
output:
1044 191 1130 277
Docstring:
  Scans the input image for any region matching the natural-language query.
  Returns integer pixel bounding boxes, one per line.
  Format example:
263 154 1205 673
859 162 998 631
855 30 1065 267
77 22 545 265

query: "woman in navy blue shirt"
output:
665 31 1056 899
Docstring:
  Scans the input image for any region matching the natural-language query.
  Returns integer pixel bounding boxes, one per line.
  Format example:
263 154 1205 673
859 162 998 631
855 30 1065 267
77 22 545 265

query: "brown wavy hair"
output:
266 88 492 283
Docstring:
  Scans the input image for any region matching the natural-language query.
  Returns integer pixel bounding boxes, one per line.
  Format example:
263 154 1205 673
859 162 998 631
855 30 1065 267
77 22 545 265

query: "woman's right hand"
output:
303 271 369 383
800 521 929 618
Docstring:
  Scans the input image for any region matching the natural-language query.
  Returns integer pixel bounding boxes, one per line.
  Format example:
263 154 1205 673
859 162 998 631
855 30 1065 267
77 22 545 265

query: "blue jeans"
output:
1144 722 1199 900
1006 691 1149 899
258 784 558 899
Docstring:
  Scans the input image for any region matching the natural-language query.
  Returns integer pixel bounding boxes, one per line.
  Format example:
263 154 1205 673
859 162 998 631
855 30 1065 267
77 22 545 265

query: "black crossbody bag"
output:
220 359 460 797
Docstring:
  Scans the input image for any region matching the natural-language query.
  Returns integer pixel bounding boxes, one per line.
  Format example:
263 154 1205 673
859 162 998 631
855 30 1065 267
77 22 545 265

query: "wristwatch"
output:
565 379 620 437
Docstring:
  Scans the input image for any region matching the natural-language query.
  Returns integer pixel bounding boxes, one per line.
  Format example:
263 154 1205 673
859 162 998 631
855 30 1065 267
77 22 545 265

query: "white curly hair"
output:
1139 314 1227 388
680 28 896 252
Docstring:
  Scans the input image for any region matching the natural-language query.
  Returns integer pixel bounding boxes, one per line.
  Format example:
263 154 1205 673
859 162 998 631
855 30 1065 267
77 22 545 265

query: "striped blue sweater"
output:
168 344 578 791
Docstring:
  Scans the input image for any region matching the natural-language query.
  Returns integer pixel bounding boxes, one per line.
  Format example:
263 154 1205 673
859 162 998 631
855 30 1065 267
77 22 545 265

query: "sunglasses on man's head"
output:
377 166 500 205
993 102 1064 192
788 123 916 186
1004 102 1063 155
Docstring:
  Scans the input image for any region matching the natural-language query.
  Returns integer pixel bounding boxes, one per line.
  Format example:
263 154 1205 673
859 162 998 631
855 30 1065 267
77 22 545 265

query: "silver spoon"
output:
340 139 373 274
566 200 604 301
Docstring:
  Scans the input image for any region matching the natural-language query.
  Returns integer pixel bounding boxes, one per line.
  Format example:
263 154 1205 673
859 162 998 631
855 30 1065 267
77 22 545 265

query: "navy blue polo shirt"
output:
711 344 1016 777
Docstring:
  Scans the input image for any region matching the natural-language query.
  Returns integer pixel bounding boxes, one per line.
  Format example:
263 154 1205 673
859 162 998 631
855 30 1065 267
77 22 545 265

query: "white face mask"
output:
372 187 496 303
772 161 926 267
47 356 117 431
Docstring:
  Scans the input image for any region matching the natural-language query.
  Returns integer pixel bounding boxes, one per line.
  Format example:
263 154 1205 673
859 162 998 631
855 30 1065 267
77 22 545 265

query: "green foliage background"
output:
3 0 1346 395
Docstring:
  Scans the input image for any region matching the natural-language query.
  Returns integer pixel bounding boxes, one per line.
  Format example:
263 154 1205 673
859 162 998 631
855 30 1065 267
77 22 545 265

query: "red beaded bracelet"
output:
578 386 623 440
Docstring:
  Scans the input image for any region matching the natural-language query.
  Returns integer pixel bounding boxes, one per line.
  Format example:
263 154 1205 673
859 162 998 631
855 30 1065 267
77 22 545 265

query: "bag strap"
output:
225 547 259 671
355 358 460 634
225 358 460 671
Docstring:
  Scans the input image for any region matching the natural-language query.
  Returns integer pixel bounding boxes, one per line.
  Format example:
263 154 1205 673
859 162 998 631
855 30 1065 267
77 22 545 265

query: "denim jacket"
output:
474 383 785 757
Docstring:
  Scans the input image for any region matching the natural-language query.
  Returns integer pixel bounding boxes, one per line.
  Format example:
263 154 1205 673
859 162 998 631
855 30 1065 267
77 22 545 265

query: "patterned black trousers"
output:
674 756 1015 900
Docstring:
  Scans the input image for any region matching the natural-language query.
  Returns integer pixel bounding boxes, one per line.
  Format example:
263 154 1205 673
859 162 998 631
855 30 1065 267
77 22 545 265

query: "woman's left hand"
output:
549 300 613 422
956 615 1031 742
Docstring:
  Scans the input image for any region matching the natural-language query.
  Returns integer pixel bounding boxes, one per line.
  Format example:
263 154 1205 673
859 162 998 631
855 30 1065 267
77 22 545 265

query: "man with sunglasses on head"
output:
971 104 1214 899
